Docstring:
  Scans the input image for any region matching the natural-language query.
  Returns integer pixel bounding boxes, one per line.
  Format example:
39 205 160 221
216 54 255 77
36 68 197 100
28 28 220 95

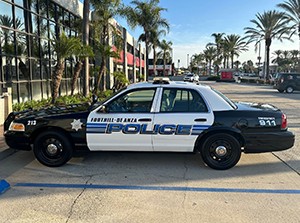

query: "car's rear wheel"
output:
277 89 284 93
33 131 73 167
200 133 241 170
286 86 294 93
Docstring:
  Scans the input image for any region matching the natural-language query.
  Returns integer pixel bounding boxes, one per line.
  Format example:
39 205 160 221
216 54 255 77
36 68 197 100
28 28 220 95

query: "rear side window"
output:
160 88 208 113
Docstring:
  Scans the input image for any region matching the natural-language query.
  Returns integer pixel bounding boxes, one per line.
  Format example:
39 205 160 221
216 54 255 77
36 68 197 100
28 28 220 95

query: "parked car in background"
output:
183 73 199 82
273 73 300 93
235 73 259 83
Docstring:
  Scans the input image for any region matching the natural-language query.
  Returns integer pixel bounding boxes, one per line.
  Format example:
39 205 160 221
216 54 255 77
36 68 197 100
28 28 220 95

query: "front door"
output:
87 88 157 151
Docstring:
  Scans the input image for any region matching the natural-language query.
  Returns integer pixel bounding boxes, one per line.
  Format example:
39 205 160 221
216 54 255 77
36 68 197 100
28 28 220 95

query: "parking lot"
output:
0 81 299 223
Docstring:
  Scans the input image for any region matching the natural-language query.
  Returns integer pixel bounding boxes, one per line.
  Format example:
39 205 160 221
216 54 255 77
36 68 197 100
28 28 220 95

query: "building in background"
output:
148 58 174 76
0 0 145 103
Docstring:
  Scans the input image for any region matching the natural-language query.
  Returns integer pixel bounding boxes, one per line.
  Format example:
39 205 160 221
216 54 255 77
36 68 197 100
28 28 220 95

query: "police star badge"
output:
71 119 83 131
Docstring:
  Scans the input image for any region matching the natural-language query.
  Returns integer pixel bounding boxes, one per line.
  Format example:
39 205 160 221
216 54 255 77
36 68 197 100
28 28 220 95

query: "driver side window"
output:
106 89 156 113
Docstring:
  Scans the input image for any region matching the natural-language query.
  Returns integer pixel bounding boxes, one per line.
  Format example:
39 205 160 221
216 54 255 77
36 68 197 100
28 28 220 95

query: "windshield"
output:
212 89 237 109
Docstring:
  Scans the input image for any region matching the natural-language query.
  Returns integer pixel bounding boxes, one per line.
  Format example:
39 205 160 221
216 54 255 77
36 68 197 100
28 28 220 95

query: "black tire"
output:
33 131 73 167
200 133 241 170
277 89 284 93
285 86 294 94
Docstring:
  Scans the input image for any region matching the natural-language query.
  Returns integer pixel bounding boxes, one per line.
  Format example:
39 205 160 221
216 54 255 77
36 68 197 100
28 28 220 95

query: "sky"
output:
116 0 299 68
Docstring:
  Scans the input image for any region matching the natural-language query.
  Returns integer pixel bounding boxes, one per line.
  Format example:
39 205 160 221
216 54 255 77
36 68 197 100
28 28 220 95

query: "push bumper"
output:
243 131 295 153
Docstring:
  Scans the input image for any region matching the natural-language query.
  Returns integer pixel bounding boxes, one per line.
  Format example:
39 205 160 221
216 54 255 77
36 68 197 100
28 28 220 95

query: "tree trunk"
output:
265 38 272 81
94 58 106 94
71 60 83 95
231 53 234 69
153 45 157 76
145 35 149 81
82 0 90 96
163 54 166 76
51 60 65 104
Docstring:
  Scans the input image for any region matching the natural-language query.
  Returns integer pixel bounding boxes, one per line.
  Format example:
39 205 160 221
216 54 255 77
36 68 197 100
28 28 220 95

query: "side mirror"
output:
98 105 108 113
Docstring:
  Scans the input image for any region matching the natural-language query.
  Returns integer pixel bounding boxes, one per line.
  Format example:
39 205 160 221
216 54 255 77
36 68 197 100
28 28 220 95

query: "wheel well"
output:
30 127 74 147
194 130 245 152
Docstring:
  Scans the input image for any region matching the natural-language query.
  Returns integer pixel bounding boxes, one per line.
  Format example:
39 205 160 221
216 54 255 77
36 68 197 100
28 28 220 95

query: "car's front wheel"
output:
33 131 73 167
200 133 241 170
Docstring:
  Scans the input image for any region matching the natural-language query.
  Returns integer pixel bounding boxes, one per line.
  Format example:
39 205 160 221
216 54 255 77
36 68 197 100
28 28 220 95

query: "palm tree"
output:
158 39 172 75
234 60 241 70
148 27 167 76
90 0 122 93
290 49 299 69
277 1 300 53
224 34 248 69
244 10 291 80
191 53 204 74
51 33 83 103
221 40 230 69
203 46 217 75
272 50 283 64
207 33 225 72
121 0 169 80
71 45 94 95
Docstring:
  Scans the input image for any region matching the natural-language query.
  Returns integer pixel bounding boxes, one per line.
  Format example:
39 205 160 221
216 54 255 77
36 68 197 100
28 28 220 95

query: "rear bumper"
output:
243 131 295 153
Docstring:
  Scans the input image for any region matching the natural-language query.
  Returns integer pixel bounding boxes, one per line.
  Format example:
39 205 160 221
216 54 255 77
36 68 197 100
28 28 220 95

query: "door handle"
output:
194 118 207 122
138 118 152 122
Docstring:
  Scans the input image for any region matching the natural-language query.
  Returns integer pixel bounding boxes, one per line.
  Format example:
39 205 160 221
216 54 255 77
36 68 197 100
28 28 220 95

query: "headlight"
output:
9 122 25 132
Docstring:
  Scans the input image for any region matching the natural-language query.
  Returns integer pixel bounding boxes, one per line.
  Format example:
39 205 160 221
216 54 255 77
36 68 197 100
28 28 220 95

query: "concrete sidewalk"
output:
0 125 7 150
0 125 16 160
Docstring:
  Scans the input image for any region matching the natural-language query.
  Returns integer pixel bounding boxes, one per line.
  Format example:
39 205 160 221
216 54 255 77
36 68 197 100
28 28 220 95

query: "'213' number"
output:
27 120 37 125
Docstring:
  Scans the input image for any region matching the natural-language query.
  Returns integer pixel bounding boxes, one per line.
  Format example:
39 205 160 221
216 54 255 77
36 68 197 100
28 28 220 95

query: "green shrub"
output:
12 91 113 112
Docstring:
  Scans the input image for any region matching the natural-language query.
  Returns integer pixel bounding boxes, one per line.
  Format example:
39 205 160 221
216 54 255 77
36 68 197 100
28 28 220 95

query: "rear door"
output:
153 87 214 152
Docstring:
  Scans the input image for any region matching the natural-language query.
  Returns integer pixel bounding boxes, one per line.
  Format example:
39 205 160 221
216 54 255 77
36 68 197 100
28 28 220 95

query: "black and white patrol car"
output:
4 78 295 170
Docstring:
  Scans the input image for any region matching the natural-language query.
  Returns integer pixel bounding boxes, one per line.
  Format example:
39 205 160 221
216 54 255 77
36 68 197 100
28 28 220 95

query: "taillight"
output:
281 113 287 130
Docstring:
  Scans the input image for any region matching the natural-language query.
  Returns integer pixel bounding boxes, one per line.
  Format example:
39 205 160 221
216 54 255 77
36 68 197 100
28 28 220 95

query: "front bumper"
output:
243 131 295 153
4 131 32 151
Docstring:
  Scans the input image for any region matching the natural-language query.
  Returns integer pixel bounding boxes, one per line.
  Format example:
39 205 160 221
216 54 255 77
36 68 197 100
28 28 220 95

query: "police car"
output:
4 78 295 170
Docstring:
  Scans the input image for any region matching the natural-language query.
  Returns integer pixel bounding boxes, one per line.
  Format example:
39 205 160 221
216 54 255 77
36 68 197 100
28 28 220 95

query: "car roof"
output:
126 80 208 90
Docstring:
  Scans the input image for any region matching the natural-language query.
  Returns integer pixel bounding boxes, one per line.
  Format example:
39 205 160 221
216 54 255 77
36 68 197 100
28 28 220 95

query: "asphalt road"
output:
0 80 299 223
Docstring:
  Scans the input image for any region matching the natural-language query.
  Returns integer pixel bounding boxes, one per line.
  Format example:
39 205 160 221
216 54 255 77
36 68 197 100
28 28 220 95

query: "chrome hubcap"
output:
215 146 227 156
47 143 58 155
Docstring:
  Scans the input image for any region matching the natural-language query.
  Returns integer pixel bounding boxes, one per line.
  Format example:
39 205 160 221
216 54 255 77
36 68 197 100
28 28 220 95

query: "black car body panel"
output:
212 102 294 153
4 104 90 151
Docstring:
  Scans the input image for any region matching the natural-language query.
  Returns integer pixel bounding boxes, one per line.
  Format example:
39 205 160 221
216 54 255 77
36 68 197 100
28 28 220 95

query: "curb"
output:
0 179 10 194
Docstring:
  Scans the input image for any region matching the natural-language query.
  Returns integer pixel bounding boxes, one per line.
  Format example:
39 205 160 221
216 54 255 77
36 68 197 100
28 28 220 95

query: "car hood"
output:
12 103 90 120
235 102 280 112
